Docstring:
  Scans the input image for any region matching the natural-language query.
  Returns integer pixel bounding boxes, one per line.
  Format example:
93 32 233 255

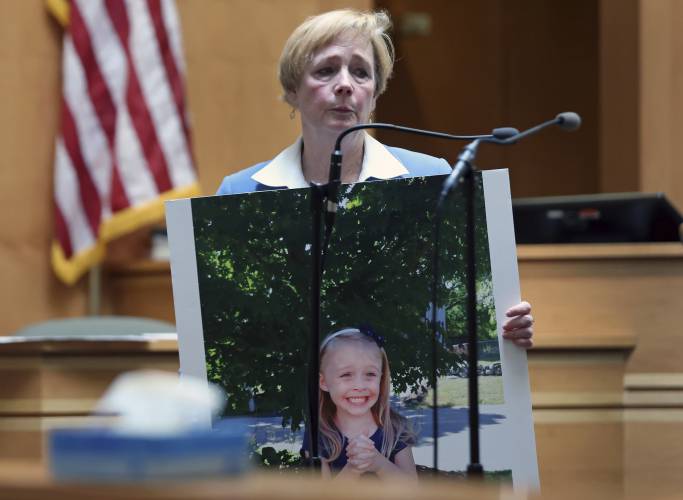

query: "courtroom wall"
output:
2 0 682 337
0 0 370 335
375 0 599 198
0 1 87 335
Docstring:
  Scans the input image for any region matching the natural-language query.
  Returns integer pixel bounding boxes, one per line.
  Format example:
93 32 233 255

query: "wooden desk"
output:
0 460 641 500
9 243 682 493
518 243 683 497
2 459 681 500
0 335 633 490
0 337 179 461
517 242 683 375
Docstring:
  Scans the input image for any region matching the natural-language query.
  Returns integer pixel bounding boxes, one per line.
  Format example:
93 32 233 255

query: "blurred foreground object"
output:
48 370 250 482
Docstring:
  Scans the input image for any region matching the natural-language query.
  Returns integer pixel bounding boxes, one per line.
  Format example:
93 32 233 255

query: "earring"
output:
289 108 296 120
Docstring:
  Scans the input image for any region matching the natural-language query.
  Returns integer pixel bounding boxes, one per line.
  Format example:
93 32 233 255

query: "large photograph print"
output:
166 170 538 487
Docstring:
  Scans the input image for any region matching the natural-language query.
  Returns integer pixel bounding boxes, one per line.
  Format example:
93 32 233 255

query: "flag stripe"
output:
127 0 195 189
69 2 117 150
74 0 155 210
62 38 112 218
106 0 173 194
60 99 102 237
54 202 73 259
148 0 192 152
114 107 161 205
69 0 130 211
160 0 186 76
54 138 96 254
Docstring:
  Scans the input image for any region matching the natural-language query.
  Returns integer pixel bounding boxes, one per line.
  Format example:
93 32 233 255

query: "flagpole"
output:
87 265 102 316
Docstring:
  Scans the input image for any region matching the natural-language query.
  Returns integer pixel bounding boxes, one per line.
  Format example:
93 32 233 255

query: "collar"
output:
250 133 409 189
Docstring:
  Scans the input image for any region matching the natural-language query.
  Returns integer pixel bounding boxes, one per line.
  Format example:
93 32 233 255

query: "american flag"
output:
49 0 199 284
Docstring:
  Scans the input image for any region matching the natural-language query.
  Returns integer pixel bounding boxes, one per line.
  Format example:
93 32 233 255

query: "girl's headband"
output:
357 324 385 348
321 325 385 350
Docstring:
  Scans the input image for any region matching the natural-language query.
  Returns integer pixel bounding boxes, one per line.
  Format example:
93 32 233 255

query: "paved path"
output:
406 404 513 472
248 402 513 472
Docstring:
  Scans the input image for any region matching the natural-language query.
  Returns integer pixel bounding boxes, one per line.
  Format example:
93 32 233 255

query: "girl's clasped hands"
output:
345 432 382 474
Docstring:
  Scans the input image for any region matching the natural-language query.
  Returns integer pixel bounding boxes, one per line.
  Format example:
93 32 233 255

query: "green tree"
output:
192 174 497 430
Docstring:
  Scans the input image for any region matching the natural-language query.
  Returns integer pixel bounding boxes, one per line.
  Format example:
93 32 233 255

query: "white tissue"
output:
95 370 225 436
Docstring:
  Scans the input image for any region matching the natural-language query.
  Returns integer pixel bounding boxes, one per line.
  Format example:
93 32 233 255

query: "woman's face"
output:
289 34 377 135
320 341 382 419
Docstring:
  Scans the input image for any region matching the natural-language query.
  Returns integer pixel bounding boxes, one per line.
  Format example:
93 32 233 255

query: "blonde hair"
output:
278 9 395 102
318 328 415 463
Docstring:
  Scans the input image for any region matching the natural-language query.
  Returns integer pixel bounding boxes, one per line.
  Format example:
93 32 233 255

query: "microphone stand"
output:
304 125 509 470
305 184 324 469
433 111 580 477
435 139 483 477
304 113 579 472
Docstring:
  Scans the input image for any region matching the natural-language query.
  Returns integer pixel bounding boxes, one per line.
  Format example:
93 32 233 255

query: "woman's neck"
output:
333 412 377 439
301 128 365 185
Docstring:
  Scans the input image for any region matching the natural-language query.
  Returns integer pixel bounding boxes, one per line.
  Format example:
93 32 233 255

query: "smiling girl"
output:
314 327 417 480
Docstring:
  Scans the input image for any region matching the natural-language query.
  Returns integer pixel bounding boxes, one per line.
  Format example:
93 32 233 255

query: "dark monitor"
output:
512 192 683 244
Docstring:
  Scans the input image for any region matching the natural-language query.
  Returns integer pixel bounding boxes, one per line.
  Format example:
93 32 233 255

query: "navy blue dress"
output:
301 426 408 472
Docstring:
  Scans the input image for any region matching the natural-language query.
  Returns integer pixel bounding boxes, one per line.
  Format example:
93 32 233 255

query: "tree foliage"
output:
191 174 496 430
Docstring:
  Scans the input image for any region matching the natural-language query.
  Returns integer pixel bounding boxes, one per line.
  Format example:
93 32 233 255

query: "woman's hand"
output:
501 301 534 349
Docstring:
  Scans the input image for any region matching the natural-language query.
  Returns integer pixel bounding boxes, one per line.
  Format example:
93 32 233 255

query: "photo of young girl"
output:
307 327 417 480
172 171 537 486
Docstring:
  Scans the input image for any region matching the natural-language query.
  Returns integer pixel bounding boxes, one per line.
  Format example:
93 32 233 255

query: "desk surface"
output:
0 335 178 355
0 460 645 500
517 242 683 261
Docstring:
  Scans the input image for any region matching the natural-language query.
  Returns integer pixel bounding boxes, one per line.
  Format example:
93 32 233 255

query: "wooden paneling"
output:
374 0 506 166
104 261 176 324
639 0 683 210
4 334 683 495
0 423 43 461
0 340 179 461
0 470 512 500
0 0 371 337
0 353 179 416
534 414 624 492
502 0 599 198
374 0 599 198
517 243 683 375
624 411 683 499
598 0 639 193
529 346 630 490
0 1 88 336
529 351 628 407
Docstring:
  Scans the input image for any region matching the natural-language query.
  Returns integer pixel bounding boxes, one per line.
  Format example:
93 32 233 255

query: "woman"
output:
217 9 534 348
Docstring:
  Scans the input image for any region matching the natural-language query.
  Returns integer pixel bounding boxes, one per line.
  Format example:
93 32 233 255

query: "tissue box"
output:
49 421 250 482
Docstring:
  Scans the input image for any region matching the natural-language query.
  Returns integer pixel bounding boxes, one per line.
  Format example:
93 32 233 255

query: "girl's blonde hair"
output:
319 328 415 462
278 9 395 103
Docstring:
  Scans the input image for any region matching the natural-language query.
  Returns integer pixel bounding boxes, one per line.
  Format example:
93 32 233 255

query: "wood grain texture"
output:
598 0 639 194
0 0 87 336
624 415 683 499
374 0 599 198
518 246 683 374
639 0 683 210
0 346 179 416
0 0 370 337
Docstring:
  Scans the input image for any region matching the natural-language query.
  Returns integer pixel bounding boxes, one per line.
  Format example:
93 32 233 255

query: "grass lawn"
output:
422 375 504 406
